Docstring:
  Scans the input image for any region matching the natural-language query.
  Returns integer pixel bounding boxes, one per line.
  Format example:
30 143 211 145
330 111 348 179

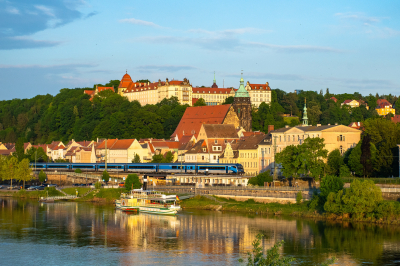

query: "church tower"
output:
302 98 308 126
233 73 252 131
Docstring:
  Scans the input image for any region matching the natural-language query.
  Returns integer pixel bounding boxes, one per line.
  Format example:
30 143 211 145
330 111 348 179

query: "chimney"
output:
268 125 274 133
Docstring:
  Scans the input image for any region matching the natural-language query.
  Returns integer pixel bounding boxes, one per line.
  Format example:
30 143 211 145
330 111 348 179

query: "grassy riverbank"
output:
62 187 91 196
0 187 64 199
181 195 400 224
74 188 124 203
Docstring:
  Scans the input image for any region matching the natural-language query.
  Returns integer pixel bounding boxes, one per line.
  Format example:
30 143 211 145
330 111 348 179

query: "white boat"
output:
116 189 181 215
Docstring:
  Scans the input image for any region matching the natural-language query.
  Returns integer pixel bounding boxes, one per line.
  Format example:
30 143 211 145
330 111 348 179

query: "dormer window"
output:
214 140 218 144
203 148 206 152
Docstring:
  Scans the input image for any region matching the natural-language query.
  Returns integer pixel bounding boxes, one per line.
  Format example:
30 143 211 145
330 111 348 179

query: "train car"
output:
158 163 186 174
97 163 125 172
32 162 47 169
70 163 96 171
44 163 71 171
196 164 227 175
126 163 157 173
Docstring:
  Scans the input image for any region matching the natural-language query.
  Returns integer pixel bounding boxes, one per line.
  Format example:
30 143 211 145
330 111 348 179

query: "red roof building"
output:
171 105 239 140
391 115 400 123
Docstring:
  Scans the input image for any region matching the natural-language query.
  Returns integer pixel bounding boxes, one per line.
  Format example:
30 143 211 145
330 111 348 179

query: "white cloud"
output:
247 42 344 53
334 12 383 23
35 5 56 17
6 6 19 15
119 18 160 27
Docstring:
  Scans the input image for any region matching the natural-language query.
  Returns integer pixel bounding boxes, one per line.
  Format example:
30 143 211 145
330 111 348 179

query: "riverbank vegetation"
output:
183 176 400 224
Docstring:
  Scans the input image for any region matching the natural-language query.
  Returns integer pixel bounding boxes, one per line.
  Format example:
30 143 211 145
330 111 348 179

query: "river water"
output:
1 198 400 265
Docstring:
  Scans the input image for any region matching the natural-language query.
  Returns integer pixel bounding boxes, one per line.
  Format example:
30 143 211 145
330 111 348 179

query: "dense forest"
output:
0 88 188 144
252 88 400 132
0 84 399 147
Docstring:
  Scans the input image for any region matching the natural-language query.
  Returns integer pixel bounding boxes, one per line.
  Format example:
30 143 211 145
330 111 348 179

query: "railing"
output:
150 185 316 192
41 195 77 200
150 185 314 200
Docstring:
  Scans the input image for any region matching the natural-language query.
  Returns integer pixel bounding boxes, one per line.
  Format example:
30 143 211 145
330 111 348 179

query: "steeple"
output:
302 98 308 126
234 72 250 98
211 71 218 88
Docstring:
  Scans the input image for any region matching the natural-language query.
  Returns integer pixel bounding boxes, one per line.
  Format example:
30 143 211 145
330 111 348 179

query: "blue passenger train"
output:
32 163 244 175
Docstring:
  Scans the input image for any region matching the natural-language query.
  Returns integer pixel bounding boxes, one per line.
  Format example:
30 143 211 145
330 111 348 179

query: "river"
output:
1 198 400 265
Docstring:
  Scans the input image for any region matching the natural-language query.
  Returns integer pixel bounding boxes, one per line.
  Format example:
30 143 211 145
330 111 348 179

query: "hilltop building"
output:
376 99 395 116
117 72 193 106
84 85 114 101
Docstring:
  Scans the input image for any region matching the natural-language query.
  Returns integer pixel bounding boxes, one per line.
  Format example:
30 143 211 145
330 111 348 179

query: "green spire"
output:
234 72 250 98
302 98 308 126
213 71 216 84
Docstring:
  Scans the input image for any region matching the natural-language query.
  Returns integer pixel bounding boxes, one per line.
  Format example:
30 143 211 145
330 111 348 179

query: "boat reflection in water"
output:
115 209 180 247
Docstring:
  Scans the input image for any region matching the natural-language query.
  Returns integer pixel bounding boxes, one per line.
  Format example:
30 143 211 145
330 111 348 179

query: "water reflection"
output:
1 197 400 265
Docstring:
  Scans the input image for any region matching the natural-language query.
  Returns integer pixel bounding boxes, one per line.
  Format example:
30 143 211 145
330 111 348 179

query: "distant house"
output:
328 97 337 103
341 99 369 110
376 99 395 116
84 85 114 101
391 115 400 123
348 122 363 130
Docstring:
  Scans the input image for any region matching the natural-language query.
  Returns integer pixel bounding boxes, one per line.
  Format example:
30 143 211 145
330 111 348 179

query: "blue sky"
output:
1 0 399 100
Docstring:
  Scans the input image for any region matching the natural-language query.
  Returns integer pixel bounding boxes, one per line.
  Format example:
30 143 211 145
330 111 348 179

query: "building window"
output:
340 145 343 155
214 140 218 144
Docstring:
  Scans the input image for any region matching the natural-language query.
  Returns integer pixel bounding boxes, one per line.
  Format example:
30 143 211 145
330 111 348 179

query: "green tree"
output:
320 175 344 201
124 174 142 190
395 98 400 115
16 158 33 189
102 170 110 184
326 149 343 176
193 98 207 106
348 142 363 176
164 151 174 163
248 171 273 186
1 157 19 188
276 138 328 179
136 79 150 83
151 154 164 163
222 96 234 105
38 170 47 184
132 154 141 163
342 179 383 218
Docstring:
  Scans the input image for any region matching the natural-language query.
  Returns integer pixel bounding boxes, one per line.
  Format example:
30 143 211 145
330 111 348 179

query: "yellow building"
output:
341 99 369 110
118 72 192 106
244 81 272 108
376 99 395 116
192 87 235 106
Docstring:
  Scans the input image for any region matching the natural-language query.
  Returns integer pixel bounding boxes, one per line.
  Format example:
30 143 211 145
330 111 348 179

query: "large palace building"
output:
117 72 193 106
116 71 272 108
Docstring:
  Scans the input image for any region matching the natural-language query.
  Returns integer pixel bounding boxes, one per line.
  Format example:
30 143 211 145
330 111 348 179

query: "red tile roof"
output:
97 86 114 92
330 97 337 103
166 141 180 149
376 99 392 108
96 139 118 149
192 98 198 105
391 115 400 123
348 122 363 129
247 83 271 91
342 99 353 104
171 105 232 139
192 88 235 94
110 139 135 149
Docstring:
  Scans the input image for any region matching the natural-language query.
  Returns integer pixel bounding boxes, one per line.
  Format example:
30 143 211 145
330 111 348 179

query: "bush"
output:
74 168 82 173
296 192 303 204
374 201 399 219
307 192 321 211
248 171 273 187
320 175 344 201
95 181 102 189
